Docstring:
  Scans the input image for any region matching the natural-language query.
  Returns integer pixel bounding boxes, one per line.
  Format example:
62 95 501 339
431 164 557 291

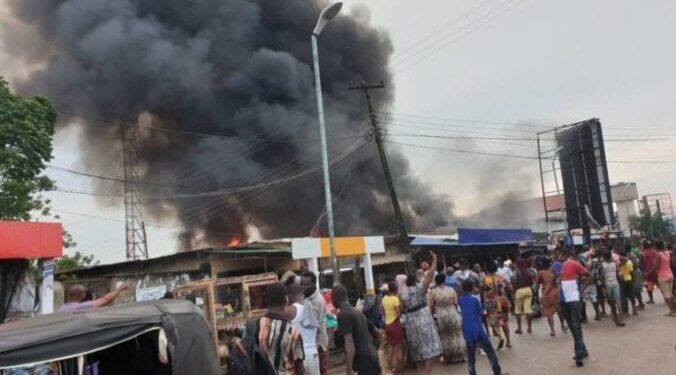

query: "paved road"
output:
333 292 676 374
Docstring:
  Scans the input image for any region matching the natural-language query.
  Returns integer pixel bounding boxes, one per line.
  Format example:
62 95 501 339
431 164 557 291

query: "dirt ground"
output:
331 292 676 374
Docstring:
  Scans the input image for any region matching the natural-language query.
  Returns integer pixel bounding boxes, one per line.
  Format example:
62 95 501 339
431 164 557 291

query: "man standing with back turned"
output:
333 284 380 375
559 248 590 366
301 271 329 375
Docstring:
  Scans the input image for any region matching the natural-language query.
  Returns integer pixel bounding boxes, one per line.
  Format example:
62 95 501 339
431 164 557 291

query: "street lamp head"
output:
313 2 343 36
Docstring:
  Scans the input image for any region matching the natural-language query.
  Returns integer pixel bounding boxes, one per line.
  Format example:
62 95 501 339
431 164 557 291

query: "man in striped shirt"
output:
559 248 590 364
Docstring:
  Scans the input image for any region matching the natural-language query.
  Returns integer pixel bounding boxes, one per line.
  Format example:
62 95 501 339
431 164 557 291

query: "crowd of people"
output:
380 239 675 374
231 239 674 375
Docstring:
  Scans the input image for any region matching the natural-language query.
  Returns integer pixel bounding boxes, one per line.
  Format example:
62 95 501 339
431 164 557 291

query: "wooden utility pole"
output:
348 81 411 270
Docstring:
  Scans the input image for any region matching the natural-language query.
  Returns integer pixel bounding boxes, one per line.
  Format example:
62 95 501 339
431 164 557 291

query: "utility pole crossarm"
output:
348 81 412 265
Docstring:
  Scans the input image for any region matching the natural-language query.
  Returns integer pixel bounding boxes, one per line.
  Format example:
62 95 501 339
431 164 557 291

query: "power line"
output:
386 140 538 159
52 209 125 222
386 140 676 164
46 164 182 189
385 132 533 147
387 132 535 142
385 122 540 140
393 0 519 66
379 111 548 128
139 123 363 143
57 111 133 126
52 188 123 197
168 147 326 224
57 110 371 189
391 0 496 61
384 119 542 136
114 141 331 227
385 131 676 143
158 143 368 228
381 112 676 135
46 165 125 183
145 141 370 200
49 141 370 200
607 160 676 165
58 110 365 143
396 0 528 74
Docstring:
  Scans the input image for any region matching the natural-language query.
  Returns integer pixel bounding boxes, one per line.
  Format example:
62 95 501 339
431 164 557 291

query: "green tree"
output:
629 209 673 240
55 251 98 272
0 78 81 259
0 78 56 220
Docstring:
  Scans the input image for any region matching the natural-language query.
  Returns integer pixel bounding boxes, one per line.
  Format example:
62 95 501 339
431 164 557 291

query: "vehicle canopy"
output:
0 299 221 375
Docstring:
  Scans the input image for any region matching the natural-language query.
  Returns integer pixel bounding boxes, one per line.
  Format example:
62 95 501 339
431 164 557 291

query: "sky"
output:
2 0 675 264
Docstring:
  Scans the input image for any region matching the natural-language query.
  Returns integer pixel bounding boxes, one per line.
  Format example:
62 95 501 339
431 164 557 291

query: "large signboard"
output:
291 236 385 259
556 119 615 239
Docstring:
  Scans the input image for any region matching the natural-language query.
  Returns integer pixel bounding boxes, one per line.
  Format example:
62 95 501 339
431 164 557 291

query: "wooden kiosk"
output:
174 272 278 364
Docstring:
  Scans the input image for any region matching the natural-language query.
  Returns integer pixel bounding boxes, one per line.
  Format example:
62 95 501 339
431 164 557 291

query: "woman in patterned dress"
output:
481 261 512 349
403 251 442 375
428 273 465 364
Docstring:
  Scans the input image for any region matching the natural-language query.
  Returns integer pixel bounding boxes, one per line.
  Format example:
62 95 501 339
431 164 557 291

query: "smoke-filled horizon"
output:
4 0 457 248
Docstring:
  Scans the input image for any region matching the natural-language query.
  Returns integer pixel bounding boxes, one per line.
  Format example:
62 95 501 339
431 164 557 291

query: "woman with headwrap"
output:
395 274 409 301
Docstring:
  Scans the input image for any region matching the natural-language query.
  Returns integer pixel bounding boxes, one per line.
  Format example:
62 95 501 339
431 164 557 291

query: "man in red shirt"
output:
559 248 590 366
641 241 658 304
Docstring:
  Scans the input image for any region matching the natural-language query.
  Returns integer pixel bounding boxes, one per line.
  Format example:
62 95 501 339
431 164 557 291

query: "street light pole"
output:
312 2 342 285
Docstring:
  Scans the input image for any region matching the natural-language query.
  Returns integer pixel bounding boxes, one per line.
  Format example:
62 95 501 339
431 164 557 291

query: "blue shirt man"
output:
458 280 507 375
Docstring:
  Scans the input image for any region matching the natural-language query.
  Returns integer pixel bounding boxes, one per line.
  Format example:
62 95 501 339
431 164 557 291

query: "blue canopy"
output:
457 228 533 246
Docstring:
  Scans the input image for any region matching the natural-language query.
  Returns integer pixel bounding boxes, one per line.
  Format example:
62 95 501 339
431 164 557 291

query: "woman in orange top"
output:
536 257 562 336
654 241 676 316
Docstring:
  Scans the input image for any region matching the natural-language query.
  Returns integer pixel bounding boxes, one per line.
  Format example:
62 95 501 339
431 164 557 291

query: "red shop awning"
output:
0 221 63 259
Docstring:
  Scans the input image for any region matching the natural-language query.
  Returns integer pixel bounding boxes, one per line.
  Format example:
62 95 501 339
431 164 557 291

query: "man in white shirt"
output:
497 260 514 281
289 284 320 375
453 259 480 286
301 271 329 375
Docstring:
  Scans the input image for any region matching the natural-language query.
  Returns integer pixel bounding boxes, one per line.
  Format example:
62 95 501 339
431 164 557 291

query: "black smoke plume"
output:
4 0 454 247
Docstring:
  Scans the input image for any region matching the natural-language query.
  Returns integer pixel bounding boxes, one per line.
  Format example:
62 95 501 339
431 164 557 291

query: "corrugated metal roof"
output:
55 246 291 275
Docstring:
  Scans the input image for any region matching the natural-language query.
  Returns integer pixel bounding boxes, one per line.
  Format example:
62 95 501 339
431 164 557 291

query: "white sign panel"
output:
136 285 167 302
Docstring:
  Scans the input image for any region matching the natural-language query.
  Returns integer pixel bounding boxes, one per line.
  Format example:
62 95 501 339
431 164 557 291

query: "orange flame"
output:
227 236 241 248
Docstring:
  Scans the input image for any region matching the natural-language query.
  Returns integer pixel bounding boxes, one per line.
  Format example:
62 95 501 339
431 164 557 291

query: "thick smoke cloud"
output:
5 0 455 247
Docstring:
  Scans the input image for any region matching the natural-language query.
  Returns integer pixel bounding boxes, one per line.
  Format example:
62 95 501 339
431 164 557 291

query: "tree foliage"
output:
629 209 673 240
55 251 98 272
0 78 56 220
